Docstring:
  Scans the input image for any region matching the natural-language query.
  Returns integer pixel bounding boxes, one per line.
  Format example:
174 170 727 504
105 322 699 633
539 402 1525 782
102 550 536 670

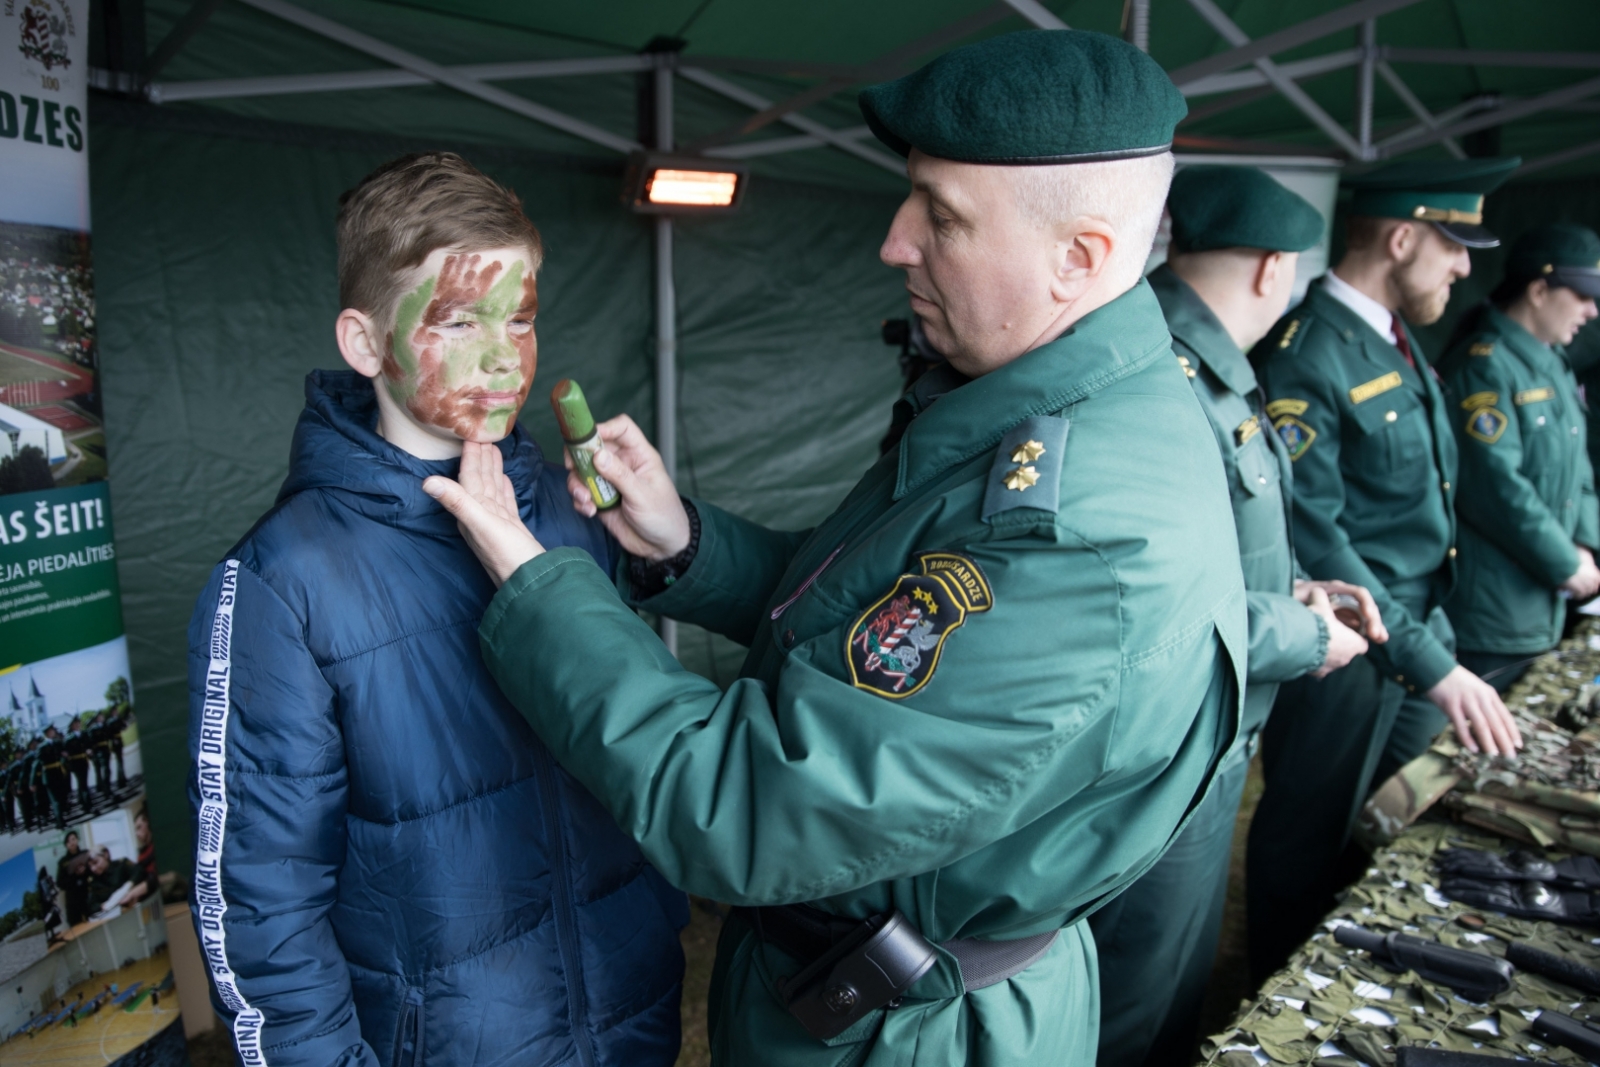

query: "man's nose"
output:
880 204 922 268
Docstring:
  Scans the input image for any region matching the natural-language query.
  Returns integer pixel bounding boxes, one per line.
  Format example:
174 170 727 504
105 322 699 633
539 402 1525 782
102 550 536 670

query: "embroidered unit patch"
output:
1468 342 1496 357
1459 391 1499 411
1515 387 1554 405
1465 407 1508 444
847 552 993 698
1265 397 1309 418
1236 415 1261 447
1274 415 1316 460
1349 371 1404 405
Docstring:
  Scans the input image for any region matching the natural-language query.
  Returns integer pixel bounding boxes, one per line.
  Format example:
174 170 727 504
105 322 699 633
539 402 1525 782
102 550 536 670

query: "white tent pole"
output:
654 55 679 658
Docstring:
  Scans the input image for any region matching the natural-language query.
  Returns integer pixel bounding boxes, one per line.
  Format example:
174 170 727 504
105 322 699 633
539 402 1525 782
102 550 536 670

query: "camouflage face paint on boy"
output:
383 249 539 442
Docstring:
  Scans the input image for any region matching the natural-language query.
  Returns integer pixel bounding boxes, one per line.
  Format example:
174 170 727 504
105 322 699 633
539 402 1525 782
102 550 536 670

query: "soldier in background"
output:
109 706 129 788
21 737 42 831
1249 159 1526 981
1092 166 1382 1067
56 828 92 925
89 711 114 799
66 714 93 809
1438 224 1600 691
37 724 70 829
0 745 17 833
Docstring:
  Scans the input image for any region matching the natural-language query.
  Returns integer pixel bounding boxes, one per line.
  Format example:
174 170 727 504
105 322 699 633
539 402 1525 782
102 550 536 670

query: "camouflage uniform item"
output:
1199 820 1600 1066
1357 619 1600 853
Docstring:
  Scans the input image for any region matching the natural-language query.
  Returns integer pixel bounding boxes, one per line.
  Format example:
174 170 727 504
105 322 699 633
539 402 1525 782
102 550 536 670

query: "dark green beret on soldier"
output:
454 28 1247 1067
1247 157 1522 981
1094 166 1331 1067
1441 224 1600 691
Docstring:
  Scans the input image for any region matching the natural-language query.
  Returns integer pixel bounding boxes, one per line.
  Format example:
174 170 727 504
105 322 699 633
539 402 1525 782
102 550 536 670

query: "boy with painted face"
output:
185 153 686 1067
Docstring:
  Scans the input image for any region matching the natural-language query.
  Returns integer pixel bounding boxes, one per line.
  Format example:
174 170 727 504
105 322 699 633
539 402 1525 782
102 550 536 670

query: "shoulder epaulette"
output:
982 414 1070 523
1468 339 1497 357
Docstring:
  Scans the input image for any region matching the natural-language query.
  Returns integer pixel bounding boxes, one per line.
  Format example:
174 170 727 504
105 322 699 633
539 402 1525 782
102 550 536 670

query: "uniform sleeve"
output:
188 561 376 1067
1447 359 1581 588
1261 344 1457 691
625 498 811 646
1578 435 1599 549
1245 590 1326 684
479 527 1236 912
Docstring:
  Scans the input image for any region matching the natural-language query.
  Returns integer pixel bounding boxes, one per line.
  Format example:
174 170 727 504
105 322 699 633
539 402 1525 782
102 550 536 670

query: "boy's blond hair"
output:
337 152 543 328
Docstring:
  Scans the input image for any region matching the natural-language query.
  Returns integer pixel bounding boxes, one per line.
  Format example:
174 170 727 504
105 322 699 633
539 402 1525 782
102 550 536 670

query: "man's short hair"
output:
1013 152 1176 290
1343 214 1394 254
337 152 543 326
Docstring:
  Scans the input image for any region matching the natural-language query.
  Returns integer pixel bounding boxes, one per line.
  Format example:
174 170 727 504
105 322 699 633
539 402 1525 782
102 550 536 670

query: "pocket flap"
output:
1349 385 1422 435
1235 436 1282 498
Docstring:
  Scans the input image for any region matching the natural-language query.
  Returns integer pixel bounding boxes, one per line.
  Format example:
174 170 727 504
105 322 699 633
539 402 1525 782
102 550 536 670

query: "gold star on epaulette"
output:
1002 465 1039 492
1010 439 1046 464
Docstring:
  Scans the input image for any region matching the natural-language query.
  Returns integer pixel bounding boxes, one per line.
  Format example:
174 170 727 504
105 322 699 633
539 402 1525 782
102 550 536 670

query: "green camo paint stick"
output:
550 379 620 510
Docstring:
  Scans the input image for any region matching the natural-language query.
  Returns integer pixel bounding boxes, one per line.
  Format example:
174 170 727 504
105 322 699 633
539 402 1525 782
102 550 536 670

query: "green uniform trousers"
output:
1246 589 1451 982
1090 752 1248 1067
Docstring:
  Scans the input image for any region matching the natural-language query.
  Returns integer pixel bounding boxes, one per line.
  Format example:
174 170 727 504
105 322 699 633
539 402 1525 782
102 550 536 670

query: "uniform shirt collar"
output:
1147 264 1259 397
1321 270 1398 344
895 279 1172 499
1484 304 1560 365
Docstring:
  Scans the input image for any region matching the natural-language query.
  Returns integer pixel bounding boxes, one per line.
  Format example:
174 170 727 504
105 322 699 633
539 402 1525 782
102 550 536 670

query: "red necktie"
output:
1391 313 1416 370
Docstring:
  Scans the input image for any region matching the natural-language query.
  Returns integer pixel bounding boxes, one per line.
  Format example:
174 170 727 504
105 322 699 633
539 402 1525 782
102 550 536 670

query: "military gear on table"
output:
1165 166 1325 254
1436 847 1600 888
1506 941 1600 997
1440 304 1598 658
1333 925 1514 1001
1505 224 1600 299
1091 265 1325 1067
1534 1011 1600 1062
1248 275 1465 981
1344 157 1520 248
476 281 1246 1067
1439 871 1599 924
858 30 1185 163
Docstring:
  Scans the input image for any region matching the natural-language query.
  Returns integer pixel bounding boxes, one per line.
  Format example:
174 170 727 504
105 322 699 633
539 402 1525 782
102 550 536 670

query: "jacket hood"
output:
278 370 547 539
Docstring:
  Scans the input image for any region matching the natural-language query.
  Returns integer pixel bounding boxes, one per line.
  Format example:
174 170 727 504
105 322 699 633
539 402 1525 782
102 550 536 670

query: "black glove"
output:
1436 848 1600 891
1439 875 1600 925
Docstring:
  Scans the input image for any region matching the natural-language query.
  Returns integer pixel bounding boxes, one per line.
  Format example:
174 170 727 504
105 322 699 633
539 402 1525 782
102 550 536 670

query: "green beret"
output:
1506 223 1600 299
1344 157 1520 248
1167 166 1324 254
858 30 1186 165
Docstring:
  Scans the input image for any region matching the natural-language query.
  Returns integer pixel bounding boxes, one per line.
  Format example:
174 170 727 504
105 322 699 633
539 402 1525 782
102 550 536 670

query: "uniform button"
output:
1536 415 1546 426
1258 474 1267 485
1449 547 1458 559
1574 426 1582 435
1442 481 1451 491
1384 410 1398 422
782 629 796 649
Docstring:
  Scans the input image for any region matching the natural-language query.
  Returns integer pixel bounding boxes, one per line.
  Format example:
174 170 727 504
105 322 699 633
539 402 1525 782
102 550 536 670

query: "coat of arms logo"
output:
19 0 72 71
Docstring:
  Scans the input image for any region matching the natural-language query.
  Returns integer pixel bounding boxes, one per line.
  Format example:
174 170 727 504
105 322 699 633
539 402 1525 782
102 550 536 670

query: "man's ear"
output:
1525 277 1551 309
1254 251 1284 298
1386 220 1418 263
336 308 385 379
1049 218 1116 303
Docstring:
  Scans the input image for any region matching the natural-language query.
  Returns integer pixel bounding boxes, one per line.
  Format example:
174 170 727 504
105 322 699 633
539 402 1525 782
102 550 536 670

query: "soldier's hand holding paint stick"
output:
551 381 691 563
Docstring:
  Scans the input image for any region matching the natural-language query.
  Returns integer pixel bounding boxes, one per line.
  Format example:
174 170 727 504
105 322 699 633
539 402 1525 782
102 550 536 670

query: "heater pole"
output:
653 55 679 657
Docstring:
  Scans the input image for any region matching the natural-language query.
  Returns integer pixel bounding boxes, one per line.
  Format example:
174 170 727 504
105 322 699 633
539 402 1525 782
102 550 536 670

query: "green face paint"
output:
381 251 539 442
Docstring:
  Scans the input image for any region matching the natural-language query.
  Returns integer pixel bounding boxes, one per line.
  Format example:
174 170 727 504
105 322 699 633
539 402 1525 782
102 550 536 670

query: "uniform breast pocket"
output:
1349 388 1430 485
1232 434 1287 560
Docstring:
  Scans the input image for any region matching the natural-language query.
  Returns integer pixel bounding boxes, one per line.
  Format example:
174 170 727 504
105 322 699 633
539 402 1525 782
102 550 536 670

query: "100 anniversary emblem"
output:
847 551 992 699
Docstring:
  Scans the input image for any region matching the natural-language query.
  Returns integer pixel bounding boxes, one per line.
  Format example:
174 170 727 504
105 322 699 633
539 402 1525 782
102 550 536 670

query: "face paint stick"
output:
551 379 620 510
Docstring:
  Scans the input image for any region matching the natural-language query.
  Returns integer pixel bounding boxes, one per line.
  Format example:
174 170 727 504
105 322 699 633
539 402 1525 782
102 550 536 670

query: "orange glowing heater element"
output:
646 168 741 207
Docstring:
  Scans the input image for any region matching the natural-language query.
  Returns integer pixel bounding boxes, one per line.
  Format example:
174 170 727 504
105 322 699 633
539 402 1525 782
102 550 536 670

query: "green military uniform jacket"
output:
476 281 1246 1067
1254 277 1460 694
1439 306 1599 654
1151 266 1326 748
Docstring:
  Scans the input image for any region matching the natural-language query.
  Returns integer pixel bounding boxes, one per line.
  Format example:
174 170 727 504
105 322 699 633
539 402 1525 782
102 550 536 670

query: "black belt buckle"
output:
776 909 939 1041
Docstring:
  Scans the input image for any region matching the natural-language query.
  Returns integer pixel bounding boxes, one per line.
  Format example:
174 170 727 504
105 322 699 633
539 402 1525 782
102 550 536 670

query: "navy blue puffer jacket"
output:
187 371 686 1067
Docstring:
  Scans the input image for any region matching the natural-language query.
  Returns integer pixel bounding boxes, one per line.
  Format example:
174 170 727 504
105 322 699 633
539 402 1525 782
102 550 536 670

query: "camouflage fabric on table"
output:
1199 821 1600 1066
1356 621 1600 854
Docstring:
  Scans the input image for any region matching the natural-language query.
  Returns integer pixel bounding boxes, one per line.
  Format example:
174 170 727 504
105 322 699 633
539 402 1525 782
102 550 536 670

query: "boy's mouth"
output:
468 389 521 405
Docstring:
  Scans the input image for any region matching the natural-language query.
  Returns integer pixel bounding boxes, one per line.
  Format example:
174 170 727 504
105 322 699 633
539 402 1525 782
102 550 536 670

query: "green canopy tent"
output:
77 0 1600 864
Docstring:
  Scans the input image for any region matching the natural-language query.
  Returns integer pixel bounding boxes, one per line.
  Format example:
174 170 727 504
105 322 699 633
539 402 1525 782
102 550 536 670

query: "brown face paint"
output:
384 252 539 442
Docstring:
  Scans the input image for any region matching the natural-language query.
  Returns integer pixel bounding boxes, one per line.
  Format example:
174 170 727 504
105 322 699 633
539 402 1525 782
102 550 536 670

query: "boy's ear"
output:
336 308 385 379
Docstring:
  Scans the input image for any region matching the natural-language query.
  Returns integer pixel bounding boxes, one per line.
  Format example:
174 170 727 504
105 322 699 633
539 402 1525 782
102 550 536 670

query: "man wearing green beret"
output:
1439 224 1600 690
1249 159 1526 981
423 29 1246 1067
1091 166 1382 1067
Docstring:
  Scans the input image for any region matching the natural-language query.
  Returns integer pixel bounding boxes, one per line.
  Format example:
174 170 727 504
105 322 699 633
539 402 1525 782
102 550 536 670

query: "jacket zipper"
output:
770 544 844 620
392 987 424 1067
534 745 597 1067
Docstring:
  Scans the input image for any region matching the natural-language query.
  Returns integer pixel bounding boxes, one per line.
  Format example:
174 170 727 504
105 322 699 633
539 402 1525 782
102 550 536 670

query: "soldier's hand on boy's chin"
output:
563 414 691 562
423 442 546 586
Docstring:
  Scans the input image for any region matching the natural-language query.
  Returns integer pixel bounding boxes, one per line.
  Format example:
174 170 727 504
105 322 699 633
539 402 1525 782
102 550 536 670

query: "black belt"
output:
737 903 1058 1041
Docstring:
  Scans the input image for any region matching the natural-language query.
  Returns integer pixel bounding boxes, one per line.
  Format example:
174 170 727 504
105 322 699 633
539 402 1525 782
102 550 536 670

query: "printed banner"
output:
1 3 188 1064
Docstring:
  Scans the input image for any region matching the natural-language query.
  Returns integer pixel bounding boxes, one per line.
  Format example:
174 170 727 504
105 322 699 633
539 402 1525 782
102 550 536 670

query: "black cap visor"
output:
1550 267 1600 300
1432 220 1500 249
